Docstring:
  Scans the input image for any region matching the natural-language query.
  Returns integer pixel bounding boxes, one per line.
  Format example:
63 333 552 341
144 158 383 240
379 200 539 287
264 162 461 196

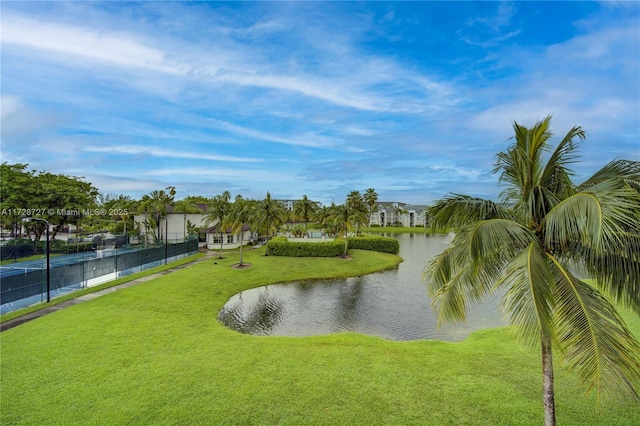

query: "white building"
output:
204 223 254 250
369 202 428 227
132 204 209 243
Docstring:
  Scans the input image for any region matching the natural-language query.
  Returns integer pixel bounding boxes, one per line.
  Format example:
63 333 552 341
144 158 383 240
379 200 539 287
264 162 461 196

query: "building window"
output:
213 236 222 244
227 235 234 244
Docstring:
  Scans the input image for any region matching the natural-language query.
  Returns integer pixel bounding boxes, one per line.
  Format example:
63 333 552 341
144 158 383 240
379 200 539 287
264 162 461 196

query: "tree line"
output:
0 162 382 249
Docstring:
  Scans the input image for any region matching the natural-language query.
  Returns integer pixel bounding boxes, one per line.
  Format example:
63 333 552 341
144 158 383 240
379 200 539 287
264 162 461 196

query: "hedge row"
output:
266 236 345 257
266 235 399 257
346 236 400 254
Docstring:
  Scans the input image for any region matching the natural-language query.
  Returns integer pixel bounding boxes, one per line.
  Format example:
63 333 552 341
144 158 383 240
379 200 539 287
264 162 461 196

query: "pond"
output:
219 233 507 341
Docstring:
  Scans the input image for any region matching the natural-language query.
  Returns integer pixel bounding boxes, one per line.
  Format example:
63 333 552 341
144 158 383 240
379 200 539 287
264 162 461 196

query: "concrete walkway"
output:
0 250 215 332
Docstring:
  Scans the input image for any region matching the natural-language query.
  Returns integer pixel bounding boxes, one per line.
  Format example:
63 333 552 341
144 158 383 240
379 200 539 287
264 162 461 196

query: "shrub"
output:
64 242 94 254
267 236 344 257
347 235 400 254
267 235 400 257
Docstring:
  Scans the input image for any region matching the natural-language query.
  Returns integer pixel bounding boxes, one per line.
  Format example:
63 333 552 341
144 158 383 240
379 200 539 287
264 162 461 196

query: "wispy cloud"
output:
83 145 262 163
1 15 187 75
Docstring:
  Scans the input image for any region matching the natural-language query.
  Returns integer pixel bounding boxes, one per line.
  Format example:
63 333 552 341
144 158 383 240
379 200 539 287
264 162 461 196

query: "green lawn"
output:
0 252 206 323
1 247 638 425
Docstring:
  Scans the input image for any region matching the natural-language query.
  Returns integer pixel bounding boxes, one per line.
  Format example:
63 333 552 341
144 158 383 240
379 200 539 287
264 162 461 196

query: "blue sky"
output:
2 1 639 205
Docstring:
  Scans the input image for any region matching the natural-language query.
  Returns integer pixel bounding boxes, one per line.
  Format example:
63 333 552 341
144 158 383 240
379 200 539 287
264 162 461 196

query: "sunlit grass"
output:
1 247 638 425
0 253 205 322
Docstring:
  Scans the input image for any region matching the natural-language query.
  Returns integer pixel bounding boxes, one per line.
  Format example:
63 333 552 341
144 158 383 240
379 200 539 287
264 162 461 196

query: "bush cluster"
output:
266 235 399 257
63 242 94 254
267 236 344 257
347 235 400 254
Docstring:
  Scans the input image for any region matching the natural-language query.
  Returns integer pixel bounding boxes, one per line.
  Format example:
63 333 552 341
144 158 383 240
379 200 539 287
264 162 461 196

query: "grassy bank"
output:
1 247 638 425
0 252 205 322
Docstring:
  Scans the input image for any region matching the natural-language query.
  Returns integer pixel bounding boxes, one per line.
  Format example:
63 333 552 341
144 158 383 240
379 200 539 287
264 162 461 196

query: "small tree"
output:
204 191 231 258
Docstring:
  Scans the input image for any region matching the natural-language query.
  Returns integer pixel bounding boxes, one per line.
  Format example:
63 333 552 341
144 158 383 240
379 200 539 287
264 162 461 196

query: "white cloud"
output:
83 145 263 163
1 15 188 75
144 167 291 182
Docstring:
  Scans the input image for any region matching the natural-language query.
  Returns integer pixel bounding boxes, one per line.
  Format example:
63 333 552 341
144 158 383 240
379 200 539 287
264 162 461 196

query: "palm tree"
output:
423 116 640 426
257 192 287 255
363 188 378 226
292 195 314 233
229 195 256 266
346 190 368 235
330 204 352 257
204 191 231 258
316 204 333 229
139 187 175 243
292 195 318 235
172 198 201 241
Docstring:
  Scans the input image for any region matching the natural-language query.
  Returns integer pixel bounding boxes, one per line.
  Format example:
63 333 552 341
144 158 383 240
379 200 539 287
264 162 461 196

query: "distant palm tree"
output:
292 195 318 235
229 195 256 266
139 186 175 243
204 191 231 258
316 204 333 229
346 191 368 235
424 116 640 426
363 188 378 226
329 201 367 256
172 199 201 241
257 192 287 255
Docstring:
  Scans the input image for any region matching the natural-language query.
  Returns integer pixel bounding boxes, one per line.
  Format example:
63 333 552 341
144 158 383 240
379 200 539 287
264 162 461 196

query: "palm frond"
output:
425 220 534 326
498 243 555 347
467 219 535 269
428 194 512 230
540 125 584 200
544 181 640 254
424 235 495 325
577 159 640 191
548 255 640 400
582 234 640 314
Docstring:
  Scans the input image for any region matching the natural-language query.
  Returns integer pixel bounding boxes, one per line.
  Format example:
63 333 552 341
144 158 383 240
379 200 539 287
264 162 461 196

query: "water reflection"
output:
219 287 285 335
219 233 506 341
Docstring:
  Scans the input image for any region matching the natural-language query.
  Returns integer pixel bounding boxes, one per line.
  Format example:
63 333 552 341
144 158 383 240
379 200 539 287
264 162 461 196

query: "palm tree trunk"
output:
541 332 556 426
220 230 224 259
239 232 244 266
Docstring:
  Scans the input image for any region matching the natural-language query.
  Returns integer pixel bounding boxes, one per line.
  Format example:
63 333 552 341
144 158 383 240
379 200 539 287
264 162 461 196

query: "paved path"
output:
1 251 215 332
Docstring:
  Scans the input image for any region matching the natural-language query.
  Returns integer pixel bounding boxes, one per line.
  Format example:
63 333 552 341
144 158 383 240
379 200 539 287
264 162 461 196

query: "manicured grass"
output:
0 252 205 323
1 247 638 425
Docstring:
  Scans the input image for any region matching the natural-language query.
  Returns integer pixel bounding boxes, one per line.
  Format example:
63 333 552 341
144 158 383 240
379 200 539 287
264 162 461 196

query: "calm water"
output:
219 233 506 341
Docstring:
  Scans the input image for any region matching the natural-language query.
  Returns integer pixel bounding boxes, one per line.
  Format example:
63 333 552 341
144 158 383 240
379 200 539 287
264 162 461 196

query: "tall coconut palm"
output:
204 191 231 258
292 195 318 235
423 116 640 426
257 192 287 255
363 188 378 226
